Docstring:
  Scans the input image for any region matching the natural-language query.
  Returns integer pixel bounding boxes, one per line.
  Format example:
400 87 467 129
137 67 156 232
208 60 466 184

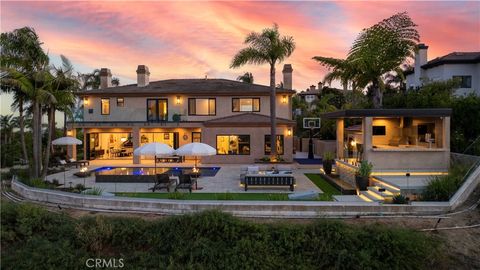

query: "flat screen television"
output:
372 126 386 136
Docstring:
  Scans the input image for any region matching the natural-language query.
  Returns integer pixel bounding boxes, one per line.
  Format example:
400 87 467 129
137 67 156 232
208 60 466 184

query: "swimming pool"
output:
94 166 220 183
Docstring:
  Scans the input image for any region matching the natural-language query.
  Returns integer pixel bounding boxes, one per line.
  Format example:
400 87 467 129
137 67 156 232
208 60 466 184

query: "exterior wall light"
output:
176 96 181 104
84 97 89 105
67 130 73 136
287 128 292 136
282 95 287 104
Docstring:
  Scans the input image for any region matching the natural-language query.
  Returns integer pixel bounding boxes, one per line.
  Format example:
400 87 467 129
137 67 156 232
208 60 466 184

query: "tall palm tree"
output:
313 12 419 108
237 72 254 84
312 57 359 91
1 27 49 166
231 24 295 157
80 69 119 90
0 114 14 144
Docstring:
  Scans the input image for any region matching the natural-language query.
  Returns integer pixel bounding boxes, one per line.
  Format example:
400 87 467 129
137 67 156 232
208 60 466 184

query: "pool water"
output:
93 166 220 177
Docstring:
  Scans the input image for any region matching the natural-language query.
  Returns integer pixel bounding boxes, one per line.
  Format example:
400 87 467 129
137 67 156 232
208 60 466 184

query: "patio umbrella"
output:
133 142 175 175
174 142 216 169
51 136 83 186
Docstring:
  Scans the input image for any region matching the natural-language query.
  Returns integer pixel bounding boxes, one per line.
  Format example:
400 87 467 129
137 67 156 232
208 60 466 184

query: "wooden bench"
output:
244 174 295 191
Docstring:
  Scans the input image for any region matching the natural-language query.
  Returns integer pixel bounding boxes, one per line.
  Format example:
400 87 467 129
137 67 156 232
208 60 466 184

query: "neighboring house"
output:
405 44 480 96
297 83 322 105
67 65 296 164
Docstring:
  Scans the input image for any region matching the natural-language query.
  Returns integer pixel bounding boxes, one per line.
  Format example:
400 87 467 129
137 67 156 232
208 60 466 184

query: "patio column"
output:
67 128 77 160
336 119 344 159
132 127 141 164
83 128 87 160
443 116 450 150
363 117 373 161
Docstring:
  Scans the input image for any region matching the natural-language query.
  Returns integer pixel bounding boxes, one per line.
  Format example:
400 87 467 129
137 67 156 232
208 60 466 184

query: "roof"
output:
203 113 295 127
78 79 295 96
297 90 320 96
321 108 452 119
407 52 480 75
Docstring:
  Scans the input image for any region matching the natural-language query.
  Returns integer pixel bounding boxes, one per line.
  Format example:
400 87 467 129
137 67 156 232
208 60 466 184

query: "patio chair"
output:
150 173 172 192
175 174 193 193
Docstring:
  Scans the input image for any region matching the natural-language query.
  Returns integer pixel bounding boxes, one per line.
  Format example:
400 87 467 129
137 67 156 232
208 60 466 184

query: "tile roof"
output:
203 113 295 127
78 78 295 96
422 52 480 69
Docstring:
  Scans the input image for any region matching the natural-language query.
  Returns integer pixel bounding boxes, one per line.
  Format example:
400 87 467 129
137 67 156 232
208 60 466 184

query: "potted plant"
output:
322 152 335 175
355 161 373 191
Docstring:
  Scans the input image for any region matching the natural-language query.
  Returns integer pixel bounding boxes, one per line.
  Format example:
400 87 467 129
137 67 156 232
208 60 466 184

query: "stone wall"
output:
336 159 357 188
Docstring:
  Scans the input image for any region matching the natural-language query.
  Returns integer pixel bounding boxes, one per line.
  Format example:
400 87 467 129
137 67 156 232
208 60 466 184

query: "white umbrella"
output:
174 142 216 168
52 136 82 145
51 136 82 185
133 142 175 174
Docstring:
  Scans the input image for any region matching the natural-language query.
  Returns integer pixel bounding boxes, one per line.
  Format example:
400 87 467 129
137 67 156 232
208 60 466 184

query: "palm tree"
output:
40 55 77 178
231 24 295 157
312 57 360 91
237 72 254 84
1 27 49 166
313 12 419 108
80 69 119 90
0 114 14 144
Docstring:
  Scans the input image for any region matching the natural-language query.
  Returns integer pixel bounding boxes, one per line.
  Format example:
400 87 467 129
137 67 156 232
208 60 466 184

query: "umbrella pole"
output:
154 155 157 175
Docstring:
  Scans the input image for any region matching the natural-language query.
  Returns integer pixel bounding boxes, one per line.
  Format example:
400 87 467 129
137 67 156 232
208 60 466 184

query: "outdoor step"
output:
371 178 401 193
360 190 384 202
367 186 397 198
358 193 373 202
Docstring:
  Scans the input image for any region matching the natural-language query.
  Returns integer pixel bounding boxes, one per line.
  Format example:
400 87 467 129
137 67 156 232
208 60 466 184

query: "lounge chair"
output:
150 173 172 192
175 174 194 193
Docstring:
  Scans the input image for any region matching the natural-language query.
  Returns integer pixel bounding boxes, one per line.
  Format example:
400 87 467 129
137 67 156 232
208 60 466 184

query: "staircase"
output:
358 177 401 203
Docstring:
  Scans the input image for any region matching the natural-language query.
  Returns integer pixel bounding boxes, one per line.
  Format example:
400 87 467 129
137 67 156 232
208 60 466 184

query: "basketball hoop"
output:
302 118 321 159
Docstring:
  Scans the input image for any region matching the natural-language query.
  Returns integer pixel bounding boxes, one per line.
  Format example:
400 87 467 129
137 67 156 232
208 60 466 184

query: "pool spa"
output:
94 167 221 183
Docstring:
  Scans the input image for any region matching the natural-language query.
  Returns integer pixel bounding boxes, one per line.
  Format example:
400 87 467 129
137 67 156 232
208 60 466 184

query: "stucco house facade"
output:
67 65 296 164
405 44 480 96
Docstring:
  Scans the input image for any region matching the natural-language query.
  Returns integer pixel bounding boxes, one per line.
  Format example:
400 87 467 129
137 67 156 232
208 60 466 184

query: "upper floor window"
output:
188 98 216 115
147 99 168 121
117 98 124 107
101 98 110 115
452 76 472 88
232 98 260 112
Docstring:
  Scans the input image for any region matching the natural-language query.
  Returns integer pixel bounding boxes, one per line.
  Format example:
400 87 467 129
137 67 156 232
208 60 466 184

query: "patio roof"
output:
321 108 452 119
203 113 295 127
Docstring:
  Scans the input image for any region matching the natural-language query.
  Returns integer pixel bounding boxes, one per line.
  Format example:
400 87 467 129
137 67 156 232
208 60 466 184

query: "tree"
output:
1 27 49 166
312 57 359 91
80 69 119 90
231 24 295 157
237 72 254 84
313 12 419 108
0 114 14 144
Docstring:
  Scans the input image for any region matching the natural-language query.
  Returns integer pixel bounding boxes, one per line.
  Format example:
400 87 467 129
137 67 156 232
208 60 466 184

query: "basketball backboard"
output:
303 118 321 129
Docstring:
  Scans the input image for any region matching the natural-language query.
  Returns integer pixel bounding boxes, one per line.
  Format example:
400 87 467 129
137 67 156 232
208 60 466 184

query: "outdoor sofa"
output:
240 165 295 191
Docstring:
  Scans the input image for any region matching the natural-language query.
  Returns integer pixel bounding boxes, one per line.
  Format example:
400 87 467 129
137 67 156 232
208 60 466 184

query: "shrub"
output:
356 161 373 177
1 202 445 269
323 151 335 161
392 194 408 204
421 162 471 201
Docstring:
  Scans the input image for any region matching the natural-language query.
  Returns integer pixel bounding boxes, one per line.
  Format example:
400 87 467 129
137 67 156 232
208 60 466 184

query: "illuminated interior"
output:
88 132 132 159
216 135 250 155
140 132 176 148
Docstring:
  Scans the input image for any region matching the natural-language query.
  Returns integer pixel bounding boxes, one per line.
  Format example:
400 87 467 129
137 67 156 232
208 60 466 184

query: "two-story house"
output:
67 65 296 164
405 44 480 96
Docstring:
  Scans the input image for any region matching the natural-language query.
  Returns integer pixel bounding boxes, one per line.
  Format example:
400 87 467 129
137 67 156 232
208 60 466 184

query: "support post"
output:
132 127 140 164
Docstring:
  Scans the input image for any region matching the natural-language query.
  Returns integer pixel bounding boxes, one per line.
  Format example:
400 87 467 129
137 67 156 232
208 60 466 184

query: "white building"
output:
405 44 480 96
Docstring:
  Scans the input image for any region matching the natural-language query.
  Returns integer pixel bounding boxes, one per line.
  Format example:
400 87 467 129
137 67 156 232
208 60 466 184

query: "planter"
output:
355 175 369 191
323 160 333 175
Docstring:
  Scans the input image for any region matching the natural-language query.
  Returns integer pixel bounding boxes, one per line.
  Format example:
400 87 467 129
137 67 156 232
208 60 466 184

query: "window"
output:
101 98 110 115
264 135 284 155
117 98 124 107
452 76 472 88
188 98 216 115
192 132 201 143
372 126 386 136
147 99 168 121
216 135 250 155
232 98 260 112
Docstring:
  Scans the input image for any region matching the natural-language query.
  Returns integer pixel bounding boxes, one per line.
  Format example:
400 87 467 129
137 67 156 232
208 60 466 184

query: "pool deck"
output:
45 160 322 194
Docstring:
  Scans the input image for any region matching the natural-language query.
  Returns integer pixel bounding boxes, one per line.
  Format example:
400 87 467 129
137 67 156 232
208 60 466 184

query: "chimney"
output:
309 85 316 92
100 68 112 89
136 65 150 87
414 43 428 86
318 82 323 91
282 64 293 90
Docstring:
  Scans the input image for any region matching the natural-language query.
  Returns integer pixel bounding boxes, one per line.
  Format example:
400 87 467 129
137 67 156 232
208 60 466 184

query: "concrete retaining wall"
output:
11 159 479 217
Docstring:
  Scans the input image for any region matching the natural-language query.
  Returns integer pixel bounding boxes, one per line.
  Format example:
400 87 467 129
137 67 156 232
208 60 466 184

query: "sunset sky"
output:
1 1 479 117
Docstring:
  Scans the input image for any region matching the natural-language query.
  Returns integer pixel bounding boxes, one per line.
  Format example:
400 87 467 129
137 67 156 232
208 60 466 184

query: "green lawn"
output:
304 173 341 200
